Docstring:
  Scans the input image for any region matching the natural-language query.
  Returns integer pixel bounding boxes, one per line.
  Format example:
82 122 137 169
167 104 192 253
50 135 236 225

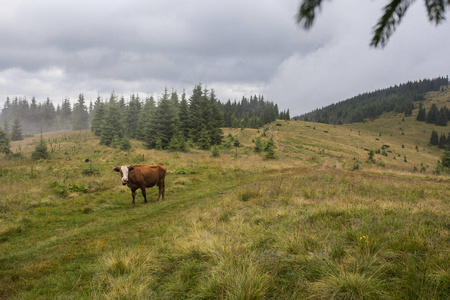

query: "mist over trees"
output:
0 94 90 137
0 83 287 150
295 76 449 125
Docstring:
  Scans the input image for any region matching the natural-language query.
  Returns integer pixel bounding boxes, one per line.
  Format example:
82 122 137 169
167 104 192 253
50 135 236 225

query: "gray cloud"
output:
1 0 449 116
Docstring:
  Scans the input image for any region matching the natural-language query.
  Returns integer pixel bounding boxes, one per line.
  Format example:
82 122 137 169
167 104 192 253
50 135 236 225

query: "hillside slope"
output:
0 99 449 298
295 77 449 124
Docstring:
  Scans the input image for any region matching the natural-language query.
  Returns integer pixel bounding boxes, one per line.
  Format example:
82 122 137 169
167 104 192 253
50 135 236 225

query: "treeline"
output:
416 103 449 126
0 95 90 138
222 95 289 128
0 84 288 146
430 130 450 149
91 84 286 151
294 76 449 124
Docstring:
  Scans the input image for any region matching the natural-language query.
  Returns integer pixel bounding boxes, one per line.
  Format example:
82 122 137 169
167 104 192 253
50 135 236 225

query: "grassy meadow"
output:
1 96 450 299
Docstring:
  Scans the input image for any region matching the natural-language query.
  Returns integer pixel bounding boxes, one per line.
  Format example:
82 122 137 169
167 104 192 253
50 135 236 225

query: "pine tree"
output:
253 137 263 153
188 84 205 143
42 98 56 129
31 133 50 160
436 107 448 126
29 97 38 124
447 132 450 150
207 89 224 145
2 120 9 136
442 151 450 168
11 118 23 141
188 85 223 148
138 96 156 142
91 96 106 136
438 134 447 149
145 89 179 149
167 130 187 152
100 93 125 146
125 94 142 139
60 99 72 130
264 138 277 159
416 102 426 121
198 125 212 150
426 104 439 124
0 126 11 154
72 94 90 130
178 91 190 139
430 130 439 145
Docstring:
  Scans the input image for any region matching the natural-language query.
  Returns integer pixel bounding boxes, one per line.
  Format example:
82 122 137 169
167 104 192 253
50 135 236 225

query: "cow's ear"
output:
114 167 120 172
128 166 134 172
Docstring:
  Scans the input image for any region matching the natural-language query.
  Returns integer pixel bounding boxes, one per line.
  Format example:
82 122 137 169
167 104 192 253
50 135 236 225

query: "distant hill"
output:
294 76 449 124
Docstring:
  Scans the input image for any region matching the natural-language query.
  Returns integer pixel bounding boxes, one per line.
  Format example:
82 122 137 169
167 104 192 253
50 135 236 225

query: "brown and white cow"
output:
114 163 166 204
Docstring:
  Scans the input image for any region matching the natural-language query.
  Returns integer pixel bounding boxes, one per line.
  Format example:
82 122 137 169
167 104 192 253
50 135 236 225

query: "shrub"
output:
211 146 220 157
168 134 188 152
0 127 11 154
367 150 375 163
253 137 263 153
111 135 132 151
31 134 50 160
82 163 100 176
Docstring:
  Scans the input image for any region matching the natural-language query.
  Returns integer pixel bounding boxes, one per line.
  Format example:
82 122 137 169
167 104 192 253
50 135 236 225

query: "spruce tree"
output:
91 96 106 136
198 126 212 150
60 99 72 130
264 138 277 159
29 97 38 124
178 91 190 139
447 132 450 150
436 107 448 126
125 94 142 139
188 84 205 143
426 104 439 124
11 118 23 141
207 89 224 145
42 98 56 129
442 151 450 168
31 133 50 160
145 89 179 149
253 137 263 153
0 126 11 154
416 102 426 121
138 96 156 142
167 130 187 152
430 130 439 145
100 93 125 146
72 94 90 130
2 120 9 136
438 134 447 149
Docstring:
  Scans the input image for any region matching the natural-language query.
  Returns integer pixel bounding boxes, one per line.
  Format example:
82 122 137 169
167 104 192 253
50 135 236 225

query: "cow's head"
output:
114 165 134 185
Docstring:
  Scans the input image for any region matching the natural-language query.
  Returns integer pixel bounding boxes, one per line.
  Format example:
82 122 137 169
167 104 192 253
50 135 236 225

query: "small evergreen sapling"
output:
31 133 50 160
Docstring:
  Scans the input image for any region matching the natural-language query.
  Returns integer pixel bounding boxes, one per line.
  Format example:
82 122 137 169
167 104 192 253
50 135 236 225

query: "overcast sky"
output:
1 0 449 116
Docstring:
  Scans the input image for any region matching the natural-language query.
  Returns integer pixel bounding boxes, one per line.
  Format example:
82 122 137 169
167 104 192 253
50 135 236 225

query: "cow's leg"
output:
141 187 148 203
161 179 165 200
131 189 136 205
156 179 164 201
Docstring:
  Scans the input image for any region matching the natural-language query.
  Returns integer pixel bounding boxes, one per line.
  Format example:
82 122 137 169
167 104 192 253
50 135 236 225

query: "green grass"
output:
1 97 450 299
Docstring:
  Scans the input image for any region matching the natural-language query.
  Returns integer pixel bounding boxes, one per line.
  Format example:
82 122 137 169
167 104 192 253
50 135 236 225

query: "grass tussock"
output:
91 248 160 299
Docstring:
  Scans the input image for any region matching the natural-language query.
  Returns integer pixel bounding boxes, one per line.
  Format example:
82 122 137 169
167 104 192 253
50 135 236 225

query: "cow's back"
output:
129 164 166 188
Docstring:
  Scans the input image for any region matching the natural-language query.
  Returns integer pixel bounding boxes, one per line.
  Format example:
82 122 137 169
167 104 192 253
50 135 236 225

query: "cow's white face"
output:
114 165 134 185
120 166 129 185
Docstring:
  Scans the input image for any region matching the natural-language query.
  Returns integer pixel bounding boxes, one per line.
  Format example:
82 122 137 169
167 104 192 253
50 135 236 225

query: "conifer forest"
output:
0 83 290 150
